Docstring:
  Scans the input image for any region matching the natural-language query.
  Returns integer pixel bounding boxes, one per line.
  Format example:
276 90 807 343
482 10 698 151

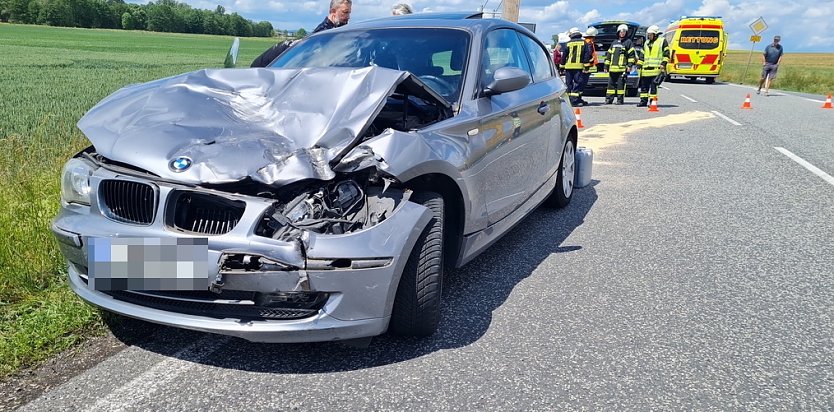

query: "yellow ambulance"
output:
664 16 727 83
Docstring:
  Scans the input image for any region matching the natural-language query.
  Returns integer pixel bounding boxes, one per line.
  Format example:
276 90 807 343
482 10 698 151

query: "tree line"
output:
0 0 278 37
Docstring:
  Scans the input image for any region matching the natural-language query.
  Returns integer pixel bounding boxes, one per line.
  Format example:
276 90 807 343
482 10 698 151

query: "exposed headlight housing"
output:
61 158 96 205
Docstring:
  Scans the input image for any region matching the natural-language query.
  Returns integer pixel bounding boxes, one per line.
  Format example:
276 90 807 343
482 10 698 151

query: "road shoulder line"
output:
774 147 834 187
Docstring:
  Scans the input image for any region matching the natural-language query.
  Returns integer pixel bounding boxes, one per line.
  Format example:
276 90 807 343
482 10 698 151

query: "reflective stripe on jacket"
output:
639 37 669 76
584 38 598 72
605 40 632 72
563 39 585 70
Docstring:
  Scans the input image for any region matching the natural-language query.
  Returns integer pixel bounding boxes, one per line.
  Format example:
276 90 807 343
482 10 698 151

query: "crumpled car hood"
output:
78 66 445 186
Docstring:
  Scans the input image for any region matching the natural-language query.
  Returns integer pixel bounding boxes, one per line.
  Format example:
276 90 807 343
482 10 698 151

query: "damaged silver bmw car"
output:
52 13 578 342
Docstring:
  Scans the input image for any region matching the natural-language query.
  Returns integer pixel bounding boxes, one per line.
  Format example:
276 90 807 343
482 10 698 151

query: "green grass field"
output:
1 23 832 379
719 50 834 95
0 23 276 378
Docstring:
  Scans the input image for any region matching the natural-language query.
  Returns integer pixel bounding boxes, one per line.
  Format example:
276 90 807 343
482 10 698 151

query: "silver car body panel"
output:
78 66 446 187
52 167 432 342
53 16 578 342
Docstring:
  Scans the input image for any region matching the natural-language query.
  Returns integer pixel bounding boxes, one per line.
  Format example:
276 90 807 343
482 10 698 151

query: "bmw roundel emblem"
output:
170 156 192 172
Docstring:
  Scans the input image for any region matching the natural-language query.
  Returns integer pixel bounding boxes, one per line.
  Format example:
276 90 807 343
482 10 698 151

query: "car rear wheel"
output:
390 192 444 337
546 138 575 208
705 77 716 84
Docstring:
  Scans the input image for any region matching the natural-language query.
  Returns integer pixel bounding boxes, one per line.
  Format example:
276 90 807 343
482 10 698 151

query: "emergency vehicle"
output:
584 21 646 96
664 16 727 83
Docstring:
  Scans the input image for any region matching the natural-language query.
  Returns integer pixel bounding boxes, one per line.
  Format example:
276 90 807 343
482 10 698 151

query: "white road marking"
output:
803 97 825 104
680 94 698 103
774 147 834 187
659 85 670 90
710 110 742 126
83 335 230 412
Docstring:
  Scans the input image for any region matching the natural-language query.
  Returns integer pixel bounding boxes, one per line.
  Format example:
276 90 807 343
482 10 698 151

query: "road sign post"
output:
742 17 768 84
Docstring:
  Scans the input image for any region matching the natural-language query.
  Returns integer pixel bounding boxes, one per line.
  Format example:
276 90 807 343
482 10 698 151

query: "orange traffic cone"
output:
575 108 584 128
741 93 752 109
822 94 833 109
648 97 659 112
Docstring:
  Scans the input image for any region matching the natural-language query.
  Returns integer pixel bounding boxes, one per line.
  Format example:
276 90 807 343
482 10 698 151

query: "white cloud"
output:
120 0 833 51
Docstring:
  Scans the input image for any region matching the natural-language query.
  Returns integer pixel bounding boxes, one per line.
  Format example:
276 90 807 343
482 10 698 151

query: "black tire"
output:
705 77 716 84
546 138 575 208
389 192 444 337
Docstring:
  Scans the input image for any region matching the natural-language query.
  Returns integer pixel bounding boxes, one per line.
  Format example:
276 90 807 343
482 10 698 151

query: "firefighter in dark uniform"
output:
559 27 595 107
635 25 669 107
604 24 635 105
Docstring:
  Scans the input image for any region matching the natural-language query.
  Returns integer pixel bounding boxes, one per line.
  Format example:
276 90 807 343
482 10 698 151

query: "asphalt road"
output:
20 82 834 411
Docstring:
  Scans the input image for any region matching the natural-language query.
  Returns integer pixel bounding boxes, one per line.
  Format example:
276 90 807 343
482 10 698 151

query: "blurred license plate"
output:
87 237 209 291
677 63 693 69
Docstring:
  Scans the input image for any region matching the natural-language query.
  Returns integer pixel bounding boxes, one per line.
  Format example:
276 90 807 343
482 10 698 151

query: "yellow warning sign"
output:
750 35 761 43
749 17 768 35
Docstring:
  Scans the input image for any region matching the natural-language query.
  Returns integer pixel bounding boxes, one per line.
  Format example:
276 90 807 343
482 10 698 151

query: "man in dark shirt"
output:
757 35 784 96
250 0 353 68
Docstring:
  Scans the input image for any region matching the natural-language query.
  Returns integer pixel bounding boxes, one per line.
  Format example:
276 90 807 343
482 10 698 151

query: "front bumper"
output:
52 173 431 342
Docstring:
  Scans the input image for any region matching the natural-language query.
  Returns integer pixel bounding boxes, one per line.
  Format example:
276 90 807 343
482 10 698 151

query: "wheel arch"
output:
403 173 465 272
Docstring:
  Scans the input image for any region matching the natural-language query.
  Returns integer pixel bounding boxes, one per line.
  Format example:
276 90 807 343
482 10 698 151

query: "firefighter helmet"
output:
568 27 580 35
584 27 598 37
647 25 660 35
617 24 628 33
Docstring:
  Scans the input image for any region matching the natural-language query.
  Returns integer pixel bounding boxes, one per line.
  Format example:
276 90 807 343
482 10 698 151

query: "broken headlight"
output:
60 158 96 205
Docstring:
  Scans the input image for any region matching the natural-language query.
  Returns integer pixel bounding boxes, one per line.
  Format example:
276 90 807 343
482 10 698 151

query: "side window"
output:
664 31 675 46
518 33 553 83
481 29 532 88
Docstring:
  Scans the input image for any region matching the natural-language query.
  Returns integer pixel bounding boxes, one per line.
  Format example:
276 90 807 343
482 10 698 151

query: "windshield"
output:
271 28 470 104
592 23 638 40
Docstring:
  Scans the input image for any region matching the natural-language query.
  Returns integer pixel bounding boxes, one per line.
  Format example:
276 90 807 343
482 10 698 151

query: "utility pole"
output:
502 0 520 22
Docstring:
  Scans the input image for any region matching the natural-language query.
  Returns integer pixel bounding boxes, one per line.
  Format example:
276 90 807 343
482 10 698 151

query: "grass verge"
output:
0 23 275 378
719 50 834 95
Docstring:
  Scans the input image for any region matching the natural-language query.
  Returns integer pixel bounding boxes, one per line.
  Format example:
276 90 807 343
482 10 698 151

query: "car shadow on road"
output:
111 181 600 373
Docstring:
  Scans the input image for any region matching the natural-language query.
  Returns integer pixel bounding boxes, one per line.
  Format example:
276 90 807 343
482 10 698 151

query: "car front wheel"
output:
389 191 444 337
546 138 575 208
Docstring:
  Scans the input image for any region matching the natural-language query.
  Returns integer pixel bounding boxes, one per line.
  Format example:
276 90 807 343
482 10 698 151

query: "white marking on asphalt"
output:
659 85 670 90
710 110 742 126
803 97 825 103
774 147 834 187
680 94 698 103
83 335 230 412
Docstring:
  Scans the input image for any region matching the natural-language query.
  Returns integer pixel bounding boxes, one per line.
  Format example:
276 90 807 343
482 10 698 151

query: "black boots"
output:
636 98 648 107
605 96 614 104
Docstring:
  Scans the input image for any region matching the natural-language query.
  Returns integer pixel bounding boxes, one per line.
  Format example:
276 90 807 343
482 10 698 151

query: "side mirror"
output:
224 37 240 68
483 66 530 97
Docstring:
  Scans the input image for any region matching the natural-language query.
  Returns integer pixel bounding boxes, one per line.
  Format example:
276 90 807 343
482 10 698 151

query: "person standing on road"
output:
250 0 353 67
560 27 591 106
635 25 669 107
575 27 599 106
552 43 562 68
604 24 635 105
757 35 784 96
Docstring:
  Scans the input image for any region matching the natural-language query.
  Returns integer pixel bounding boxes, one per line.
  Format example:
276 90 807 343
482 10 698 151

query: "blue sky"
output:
127 0 833 52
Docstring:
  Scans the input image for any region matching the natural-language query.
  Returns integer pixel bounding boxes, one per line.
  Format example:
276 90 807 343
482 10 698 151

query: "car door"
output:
471 29 560 225
516 32 565 180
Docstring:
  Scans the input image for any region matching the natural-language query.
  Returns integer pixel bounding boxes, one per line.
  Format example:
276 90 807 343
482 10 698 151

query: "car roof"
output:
589 20 640 27
339 12 527 32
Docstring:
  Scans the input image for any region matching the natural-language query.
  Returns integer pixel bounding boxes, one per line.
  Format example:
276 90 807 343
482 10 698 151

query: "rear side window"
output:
677 30 721 50
517 33 553 83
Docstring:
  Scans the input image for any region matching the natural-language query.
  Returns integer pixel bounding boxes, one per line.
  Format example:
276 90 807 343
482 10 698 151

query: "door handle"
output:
537 102 550 115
